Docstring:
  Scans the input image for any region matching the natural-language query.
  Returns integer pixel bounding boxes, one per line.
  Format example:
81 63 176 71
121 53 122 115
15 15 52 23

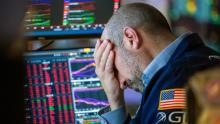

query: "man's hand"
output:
94 39 125 111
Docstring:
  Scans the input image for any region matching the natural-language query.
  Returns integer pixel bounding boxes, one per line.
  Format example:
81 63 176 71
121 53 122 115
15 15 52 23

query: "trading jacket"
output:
128 33 220 124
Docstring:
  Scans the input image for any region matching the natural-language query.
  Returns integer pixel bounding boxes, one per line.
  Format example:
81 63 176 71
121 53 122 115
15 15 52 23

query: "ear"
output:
123 26 142 50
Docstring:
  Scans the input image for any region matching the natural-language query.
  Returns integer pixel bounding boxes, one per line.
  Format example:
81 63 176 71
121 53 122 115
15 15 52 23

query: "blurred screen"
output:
169 0 220 52
25 0 120 38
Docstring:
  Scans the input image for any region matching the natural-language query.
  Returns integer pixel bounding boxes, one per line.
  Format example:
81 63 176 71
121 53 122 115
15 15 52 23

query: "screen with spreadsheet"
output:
24 48 109 124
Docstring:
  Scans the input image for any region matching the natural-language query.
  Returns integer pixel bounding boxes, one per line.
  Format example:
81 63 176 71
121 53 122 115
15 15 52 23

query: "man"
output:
94 3 220 124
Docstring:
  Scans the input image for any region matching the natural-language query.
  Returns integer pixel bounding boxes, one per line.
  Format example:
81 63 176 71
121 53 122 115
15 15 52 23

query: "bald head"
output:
104 3 171 46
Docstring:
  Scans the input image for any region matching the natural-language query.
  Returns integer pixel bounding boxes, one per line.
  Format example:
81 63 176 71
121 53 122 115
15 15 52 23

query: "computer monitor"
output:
25 0 120 39
24 48 109 124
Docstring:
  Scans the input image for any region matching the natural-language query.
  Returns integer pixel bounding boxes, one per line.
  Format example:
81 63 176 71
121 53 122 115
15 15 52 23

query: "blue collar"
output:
141 32 192 87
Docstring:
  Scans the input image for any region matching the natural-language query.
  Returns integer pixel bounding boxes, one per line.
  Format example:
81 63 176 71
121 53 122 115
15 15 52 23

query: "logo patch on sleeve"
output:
158 88 186 110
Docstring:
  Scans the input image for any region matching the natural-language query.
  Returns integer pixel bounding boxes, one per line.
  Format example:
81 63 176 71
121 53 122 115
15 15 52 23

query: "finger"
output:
94 39 101 56
100 42 113 70
105 50 114 73
94 39 108 65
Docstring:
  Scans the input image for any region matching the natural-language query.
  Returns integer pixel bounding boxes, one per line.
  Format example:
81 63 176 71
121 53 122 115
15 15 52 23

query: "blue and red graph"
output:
73 87 109 111
70 59 96 79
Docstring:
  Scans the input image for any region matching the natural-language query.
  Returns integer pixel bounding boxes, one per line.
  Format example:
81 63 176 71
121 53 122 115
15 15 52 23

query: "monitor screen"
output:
24 48 109 124
25 0 120 38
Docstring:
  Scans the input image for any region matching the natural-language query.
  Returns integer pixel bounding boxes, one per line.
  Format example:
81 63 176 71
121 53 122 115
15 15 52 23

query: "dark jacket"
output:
129 33 220 124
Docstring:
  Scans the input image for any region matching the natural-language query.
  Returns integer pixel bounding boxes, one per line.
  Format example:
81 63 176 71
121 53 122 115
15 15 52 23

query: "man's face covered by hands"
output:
101 30 144 93
94 29 145 110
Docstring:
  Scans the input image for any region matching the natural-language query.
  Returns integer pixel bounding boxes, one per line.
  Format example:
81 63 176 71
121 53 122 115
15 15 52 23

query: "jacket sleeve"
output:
98 106 130 124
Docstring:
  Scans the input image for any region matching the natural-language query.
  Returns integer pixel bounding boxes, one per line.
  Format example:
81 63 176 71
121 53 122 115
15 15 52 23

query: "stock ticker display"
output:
25 0 120 37
63 0 96 25
24 48 109 124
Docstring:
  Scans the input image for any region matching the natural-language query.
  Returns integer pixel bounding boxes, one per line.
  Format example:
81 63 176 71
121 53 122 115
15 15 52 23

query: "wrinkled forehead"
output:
100 28 119 51
101 28 118 46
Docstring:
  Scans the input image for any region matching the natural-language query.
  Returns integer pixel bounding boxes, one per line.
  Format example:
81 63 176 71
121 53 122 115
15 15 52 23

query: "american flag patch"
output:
158 88 186 110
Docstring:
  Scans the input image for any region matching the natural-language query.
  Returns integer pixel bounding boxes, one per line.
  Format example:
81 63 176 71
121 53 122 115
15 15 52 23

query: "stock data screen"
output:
25 0 120 38
24 48 109 124
63 0 97 25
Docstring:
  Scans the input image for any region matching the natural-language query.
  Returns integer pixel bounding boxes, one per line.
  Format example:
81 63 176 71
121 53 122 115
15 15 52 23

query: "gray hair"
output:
105 3 171 46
